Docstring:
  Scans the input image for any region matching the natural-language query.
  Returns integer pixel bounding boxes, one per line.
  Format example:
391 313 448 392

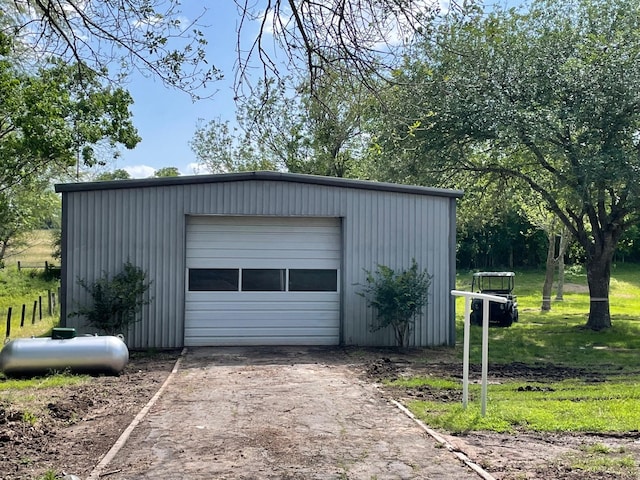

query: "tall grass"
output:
1 266 60 341
2 229 59 338
3 229 58 268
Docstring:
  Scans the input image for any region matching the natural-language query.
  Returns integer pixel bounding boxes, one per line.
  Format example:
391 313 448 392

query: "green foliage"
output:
0 178 60 264
190 116 279 173
374 0 640 329
21 410 38 425
358 260 432 347
0 34 141 191
36 470 58 480
3 1 218 98
153 167 180 177
72 262 152 336
94 169 132 181
191 75 376 178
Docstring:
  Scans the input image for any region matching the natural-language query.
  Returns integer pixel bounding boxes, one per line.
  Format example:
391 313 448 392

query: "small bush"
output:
358 259 432 347
71 262 152 336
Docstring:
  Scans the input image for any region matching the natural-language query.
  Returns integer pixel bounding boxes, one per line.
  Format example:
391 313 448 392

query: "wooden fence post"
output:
20 304 26 327
5 307 12 338
38 295 42 320
47 289 52 316
31 301 37 324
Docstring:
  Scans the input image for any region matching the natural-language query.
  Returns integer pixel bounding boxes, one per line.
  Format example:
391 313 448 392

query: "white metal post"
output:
462 296 471 408
481 298 490 416
450 290 508 416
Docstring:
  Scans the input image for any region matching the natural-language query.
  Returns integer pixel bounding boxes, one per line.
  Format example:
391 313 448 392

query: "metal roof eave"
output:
54 170 464 199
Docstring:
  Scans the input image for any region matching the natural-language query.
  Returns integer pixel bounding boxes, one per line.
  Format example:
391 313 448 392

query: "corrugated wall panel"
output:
61 178 457 348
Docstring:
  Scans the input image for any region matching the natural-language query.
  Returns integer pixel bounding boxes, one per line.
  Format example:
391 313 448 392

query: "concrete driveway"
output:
93 347 486 480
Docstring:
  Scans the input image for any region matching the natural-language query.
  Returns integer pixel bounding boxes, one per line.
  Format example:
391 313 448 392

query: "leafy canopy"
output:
1 0 219 97
0 32 141 190
373 0 640 329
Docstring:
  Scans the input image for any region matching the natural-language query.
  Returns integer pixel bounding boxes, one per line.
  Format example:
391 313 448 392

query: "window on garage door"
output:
241 269 286 291
289 269 337 291
189 269 239 291
188 268 338 292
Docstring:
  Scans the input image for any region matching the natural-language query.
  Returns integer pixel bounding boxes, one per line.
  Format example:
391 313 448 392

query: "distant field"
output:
2 229 60 340
3 229 58 269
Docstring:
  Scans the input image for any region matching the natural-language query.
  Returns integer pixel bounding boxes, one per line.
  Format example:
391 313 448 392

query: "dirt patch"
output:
1 347 639 480
0 350 179 480
362 351 640 480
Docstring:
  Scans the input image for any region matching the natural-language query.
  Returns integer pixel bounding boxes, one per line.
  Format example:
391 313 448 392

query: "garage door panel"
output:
186 311 339 324
189 239 342 252
186 248 340 262
184 335 339 347
186 301 338 318
185 216 341 346
185 330 340 341
187 230 340 242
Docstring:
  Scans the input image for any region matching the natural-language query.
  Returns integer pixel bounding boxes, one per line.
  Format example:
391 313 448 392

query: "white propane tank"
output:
0 335 129 376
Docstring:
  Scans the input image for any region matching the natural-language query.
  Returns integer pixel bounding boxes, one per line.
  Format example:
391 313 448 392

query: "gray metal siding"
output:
61 178 456 348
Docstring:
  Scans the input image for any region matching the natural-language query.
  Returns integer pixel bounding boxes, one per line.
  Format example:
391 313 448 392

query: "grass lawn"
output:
1 230 60 341
404 264 640 433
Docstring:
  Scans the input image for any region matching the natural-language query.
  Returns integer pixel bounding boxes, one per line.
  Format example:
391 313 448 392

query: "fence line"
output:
14 261 61 279
3 290 58 339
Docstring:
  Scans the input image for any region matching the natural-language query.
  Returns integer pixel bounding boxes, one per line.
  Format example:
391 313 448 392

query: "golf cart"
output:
470 272 518 327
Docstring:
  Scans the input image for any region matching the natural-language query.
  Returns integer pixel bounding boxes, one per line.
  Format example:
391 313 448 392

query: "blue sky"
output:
114 3 256 178
113 1 516 179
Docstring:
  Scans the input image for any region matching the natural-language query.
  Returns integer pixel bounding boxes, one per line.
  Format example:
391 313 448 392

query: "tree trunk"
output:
555 227 570 301
541 231 555 311
585 252 613 330
555 254 565 301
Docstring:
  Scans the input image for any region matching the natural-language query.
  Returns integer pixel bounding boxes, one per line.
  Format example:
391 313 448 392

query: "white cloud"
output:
256 0 446 56
183 162 210 176
125 165 156 178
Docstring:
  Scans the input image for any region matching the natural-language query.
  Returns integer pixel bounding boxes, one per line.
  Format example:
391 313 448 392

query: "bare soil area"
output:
1 346 639 480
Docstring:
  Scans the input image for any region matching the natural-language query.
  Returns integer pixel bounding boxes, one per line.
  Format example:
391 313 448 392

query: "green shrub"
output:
358 259 432 347
71 262 152 335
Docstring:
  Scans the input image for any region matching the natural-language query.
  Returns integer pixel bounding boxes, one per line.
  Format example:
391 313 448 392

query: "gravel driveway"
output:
96 347 485 480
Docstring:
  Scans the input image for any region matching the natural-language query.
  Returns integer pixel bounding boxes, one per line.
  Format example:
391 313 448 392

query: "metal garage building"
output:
55 171 462 349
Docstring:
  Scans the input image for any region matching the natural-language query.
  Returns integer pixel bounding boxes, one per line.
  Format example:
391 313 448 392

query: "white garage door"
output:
185 216 341 346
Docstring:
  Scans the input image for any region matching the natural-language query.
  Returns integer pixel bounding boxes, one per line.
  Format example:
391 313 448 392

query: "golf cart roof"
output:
472 272 515 277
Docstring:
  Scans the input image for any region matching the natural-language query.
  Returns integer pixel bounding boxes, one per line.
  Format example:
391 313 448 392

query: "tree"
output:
191 75 375 178
190 116 279 173
234 0 471 98
95 169 132 181
153 167 180 177
540 219 572 311
376 0 640 330
2 0 220 97
0 33 141 191
0 178 59 264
